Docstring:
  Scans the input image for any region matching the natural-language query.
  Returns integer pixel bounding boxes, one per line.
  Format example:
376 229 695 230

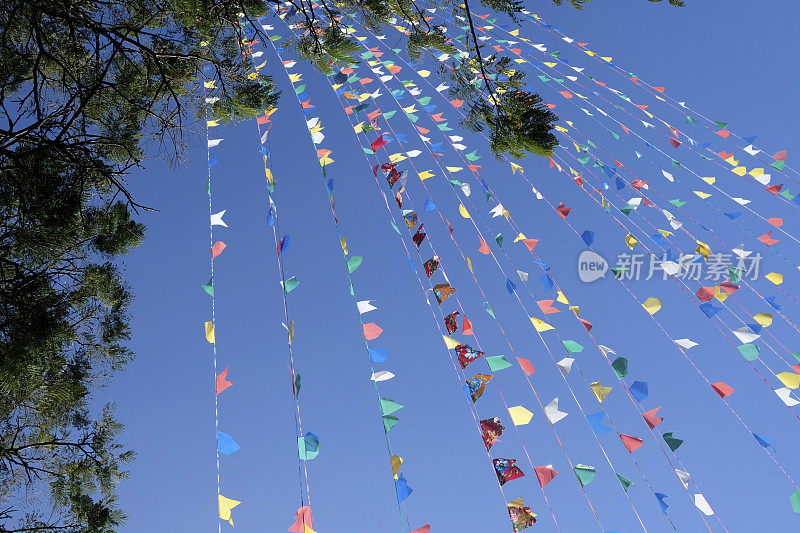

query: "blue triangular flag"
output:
630 381 648 402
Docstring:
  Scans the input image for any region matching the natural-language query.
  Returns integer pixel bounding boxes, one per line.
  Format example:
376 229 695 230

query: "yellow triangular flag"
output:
205 321 215 343
218 495 241 526
508 405 534 425
731 166 747 176
590 381 612 402
391 455 403 478
694 191 712 199
753 312 772 326
514 233 526 243
418 170 434 181
531 317 554 332
459 204 471 218
777 372 800 389
556 291 569 305
642 297 661 315
443 335 460 349
765 272 783 285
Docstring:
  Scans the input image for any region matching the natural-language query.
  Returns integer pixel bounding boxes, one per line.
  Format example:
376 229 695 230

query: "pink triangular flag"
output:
534 465 558 488
517 357 535 376
211 241 227 258
288 506 313 533
363 323 383 340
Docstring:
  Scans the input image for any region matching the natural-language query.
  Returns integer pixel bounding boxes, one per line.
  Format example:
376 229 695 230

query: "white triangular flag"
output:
557 358 574 376
743 144 760 156
461 183 471 197
732 244 751 258
775 387 800 407
694 494 714 516
210 210 228 227
380 75 393 82
371 370 395 382
732 197 751 205
544 397 568 424
516 270 528 282
598 345 615 357
675 469 691 490
489 203 505 218
357 300 377 314
208 139 223 148
674 338 698 351
732 327 760 344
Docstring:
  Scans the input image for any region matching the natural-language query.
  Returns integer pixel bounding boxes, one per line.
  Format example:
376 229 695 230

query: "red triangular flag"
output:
411 526 431 533
773 150 788 161
462 316 474 335
758 231 779 246
669 137 681 148
523 239 539 251
215 367 234 395
370 134 388 152
642 407 663 429
620 434 644 453
556 202 571 218
711 382 734 398
478 239 491 254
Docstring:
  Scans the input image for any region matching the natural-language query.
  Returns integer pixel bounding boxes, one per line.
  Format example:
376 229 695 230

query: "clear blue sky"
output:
112 1 800 531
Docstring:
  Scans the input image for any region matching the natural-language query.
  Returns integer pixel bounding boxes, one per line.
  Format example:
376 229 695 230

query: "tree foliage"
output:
0 0 278 530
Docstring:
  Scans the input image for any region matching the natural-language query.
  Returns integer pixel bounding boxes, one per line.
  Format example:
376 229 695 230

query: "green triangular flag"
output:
792 352 800 363
620 205 634 216
206 178 211 195
587 140 597 148
466 150 481 161
713 121 728 128
671 159 681 169
670 199 686 208
574 464 596 486
484 302 496 319
791 489 800 513
202 278 214 296
438 123 453 131
418 96 431 105
771 160 786 171
728 266 743 282
284 276 300 293
383 110 396 119
663 432 684 452
610 267 627 279
391 219 401 235
380 398 403 416
686 116 695 125
617 473 635 492
294 84 306 94
561 340 583 354
611 132 620 140
577 156 591 164
538 75 551 82
486 355 513 371
349 281 354 296
495 233 504 247
737 344 760 361
293 372 301 396
449 179 462 187
406 113 419 123
383 415 399 432
347 256 363 273
612 357 629 378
